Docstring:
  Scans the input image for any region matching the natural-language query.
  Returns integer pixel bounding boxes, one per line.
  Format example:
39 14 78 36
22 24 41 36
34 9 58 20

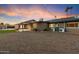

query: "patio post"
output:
64 22 66 31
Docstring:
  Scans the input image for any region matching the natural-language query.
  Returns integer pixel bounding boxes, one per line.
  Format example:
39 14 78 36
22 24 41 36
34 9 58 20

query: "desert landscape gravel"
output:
0 32 79 54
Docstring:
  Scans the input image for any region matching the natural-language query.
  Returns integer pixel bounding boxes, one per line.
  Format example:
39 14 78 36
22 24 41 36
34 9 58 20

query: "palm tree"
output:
65 6 73 18
0 23 4 29
54 16 57 19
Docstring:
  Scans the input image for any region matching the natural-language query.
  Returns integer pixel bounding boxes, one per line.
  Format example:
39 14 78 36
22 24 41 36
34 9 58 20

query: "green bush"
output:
0 30 16 33
32 28 38 31
43 27 50 31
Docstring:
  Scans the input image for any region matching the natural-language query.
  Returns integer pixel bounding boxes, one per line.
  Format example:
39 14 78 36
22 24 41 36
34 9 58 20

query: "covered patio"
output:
48 17 79 32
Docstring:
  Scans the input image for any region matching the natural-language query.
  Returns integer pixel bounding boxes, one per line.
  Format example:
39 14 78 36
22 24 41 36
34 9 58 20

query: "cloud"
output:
13 6 66 19
0 5 66 19
5 12 18 16
0 5 79 24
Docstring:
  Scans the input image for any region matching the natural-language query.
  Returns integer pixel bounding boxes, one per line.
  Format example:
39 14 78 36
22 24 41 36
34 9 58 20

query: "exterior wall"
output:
49 22 79 28
49 23 55 28
57 22 79 33
58 23 65 28
15 24 31 31
15 24 20 29
55 24 59 27
17 22 49 31
37 23 49 31
66 22 79 33
21 24 32 31
16 21 79 33
49 22 79 32
0 25 7 29
49 23 63 29
66 22 78 27
26 24 32 31
49 23 59 27
20 25 23 28
32 23 37 29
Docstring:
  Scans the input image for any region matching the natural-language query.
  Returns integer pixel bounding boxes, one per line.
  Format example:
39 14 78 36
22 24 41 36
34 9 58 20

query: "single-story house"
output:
15 20 50 32
15 16 79 33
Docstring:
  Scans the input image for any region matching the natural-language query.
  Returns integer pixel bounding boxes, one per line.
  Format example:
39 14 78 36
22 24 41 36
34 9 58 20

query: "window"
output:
67 22 78 27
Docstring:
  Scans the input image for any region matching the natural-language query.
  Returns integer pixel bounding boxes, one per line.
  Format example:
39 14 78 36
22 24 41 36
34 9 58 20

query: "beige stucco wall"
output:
33 23 37 29
26 24 32 31
20 25 23 28
49 23 59 28
37 23 48 30
49 23 55 27
15 24 20 29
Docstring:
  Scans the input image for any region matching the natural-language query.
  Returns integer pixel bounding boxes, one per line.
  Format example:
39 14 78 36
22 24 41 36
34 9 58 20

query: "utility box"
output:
51 27 55 32
59 27 66 32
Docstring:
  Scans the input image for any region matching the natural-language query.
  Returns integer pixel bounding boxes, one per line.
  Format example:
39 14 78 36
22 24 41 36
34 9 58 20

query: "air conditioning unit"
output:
59 28 65 32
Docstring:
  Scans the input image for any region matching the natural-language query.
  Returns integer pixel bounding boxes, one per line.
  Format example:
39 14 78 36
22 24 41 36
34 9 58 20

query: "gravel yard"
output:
0 31 79 54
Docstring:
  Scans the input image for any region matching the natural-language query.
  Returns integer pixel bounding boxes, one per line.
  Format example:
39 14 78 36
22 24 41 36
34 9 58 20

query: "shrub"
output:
32 28 38 31
43 27 50 31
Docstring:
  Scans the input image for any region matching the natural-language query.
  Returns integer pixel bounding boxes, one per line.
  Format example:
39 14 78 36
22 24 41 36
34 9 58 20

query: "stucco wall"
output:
26 24 32 31
15 25 20 29
37 23 48 30
49 23 55 28
33 23 37 29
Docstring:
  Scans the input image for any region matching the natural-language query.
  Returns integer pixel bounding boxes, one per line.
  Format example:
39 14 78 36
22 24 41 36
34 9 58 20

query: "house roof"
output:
48 17 79 23
16 16 79 25
17 20 49 25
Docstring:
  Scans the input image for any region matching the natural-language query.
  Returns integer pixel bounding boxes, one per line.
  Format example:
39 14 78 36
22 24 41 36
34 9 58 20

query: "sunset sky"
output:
0 4 79 24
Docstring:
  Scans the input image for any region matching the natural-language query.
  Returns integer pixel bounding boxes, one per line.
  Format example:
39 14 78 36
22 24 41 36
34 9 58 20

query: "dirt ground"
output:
0 31 79 54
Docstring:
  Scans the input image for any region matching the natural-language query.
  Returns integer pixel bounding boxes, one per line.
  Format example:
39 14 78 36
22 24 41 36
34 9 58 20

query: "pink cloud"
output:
0 5 78 20
12 6 67 19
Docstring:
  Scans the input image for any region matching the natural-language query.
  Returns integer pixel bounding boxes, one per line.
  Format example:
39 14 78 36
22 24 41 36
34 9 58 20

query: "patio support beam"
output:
78 22 79 29
64 22 66 32
64 22 66 29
